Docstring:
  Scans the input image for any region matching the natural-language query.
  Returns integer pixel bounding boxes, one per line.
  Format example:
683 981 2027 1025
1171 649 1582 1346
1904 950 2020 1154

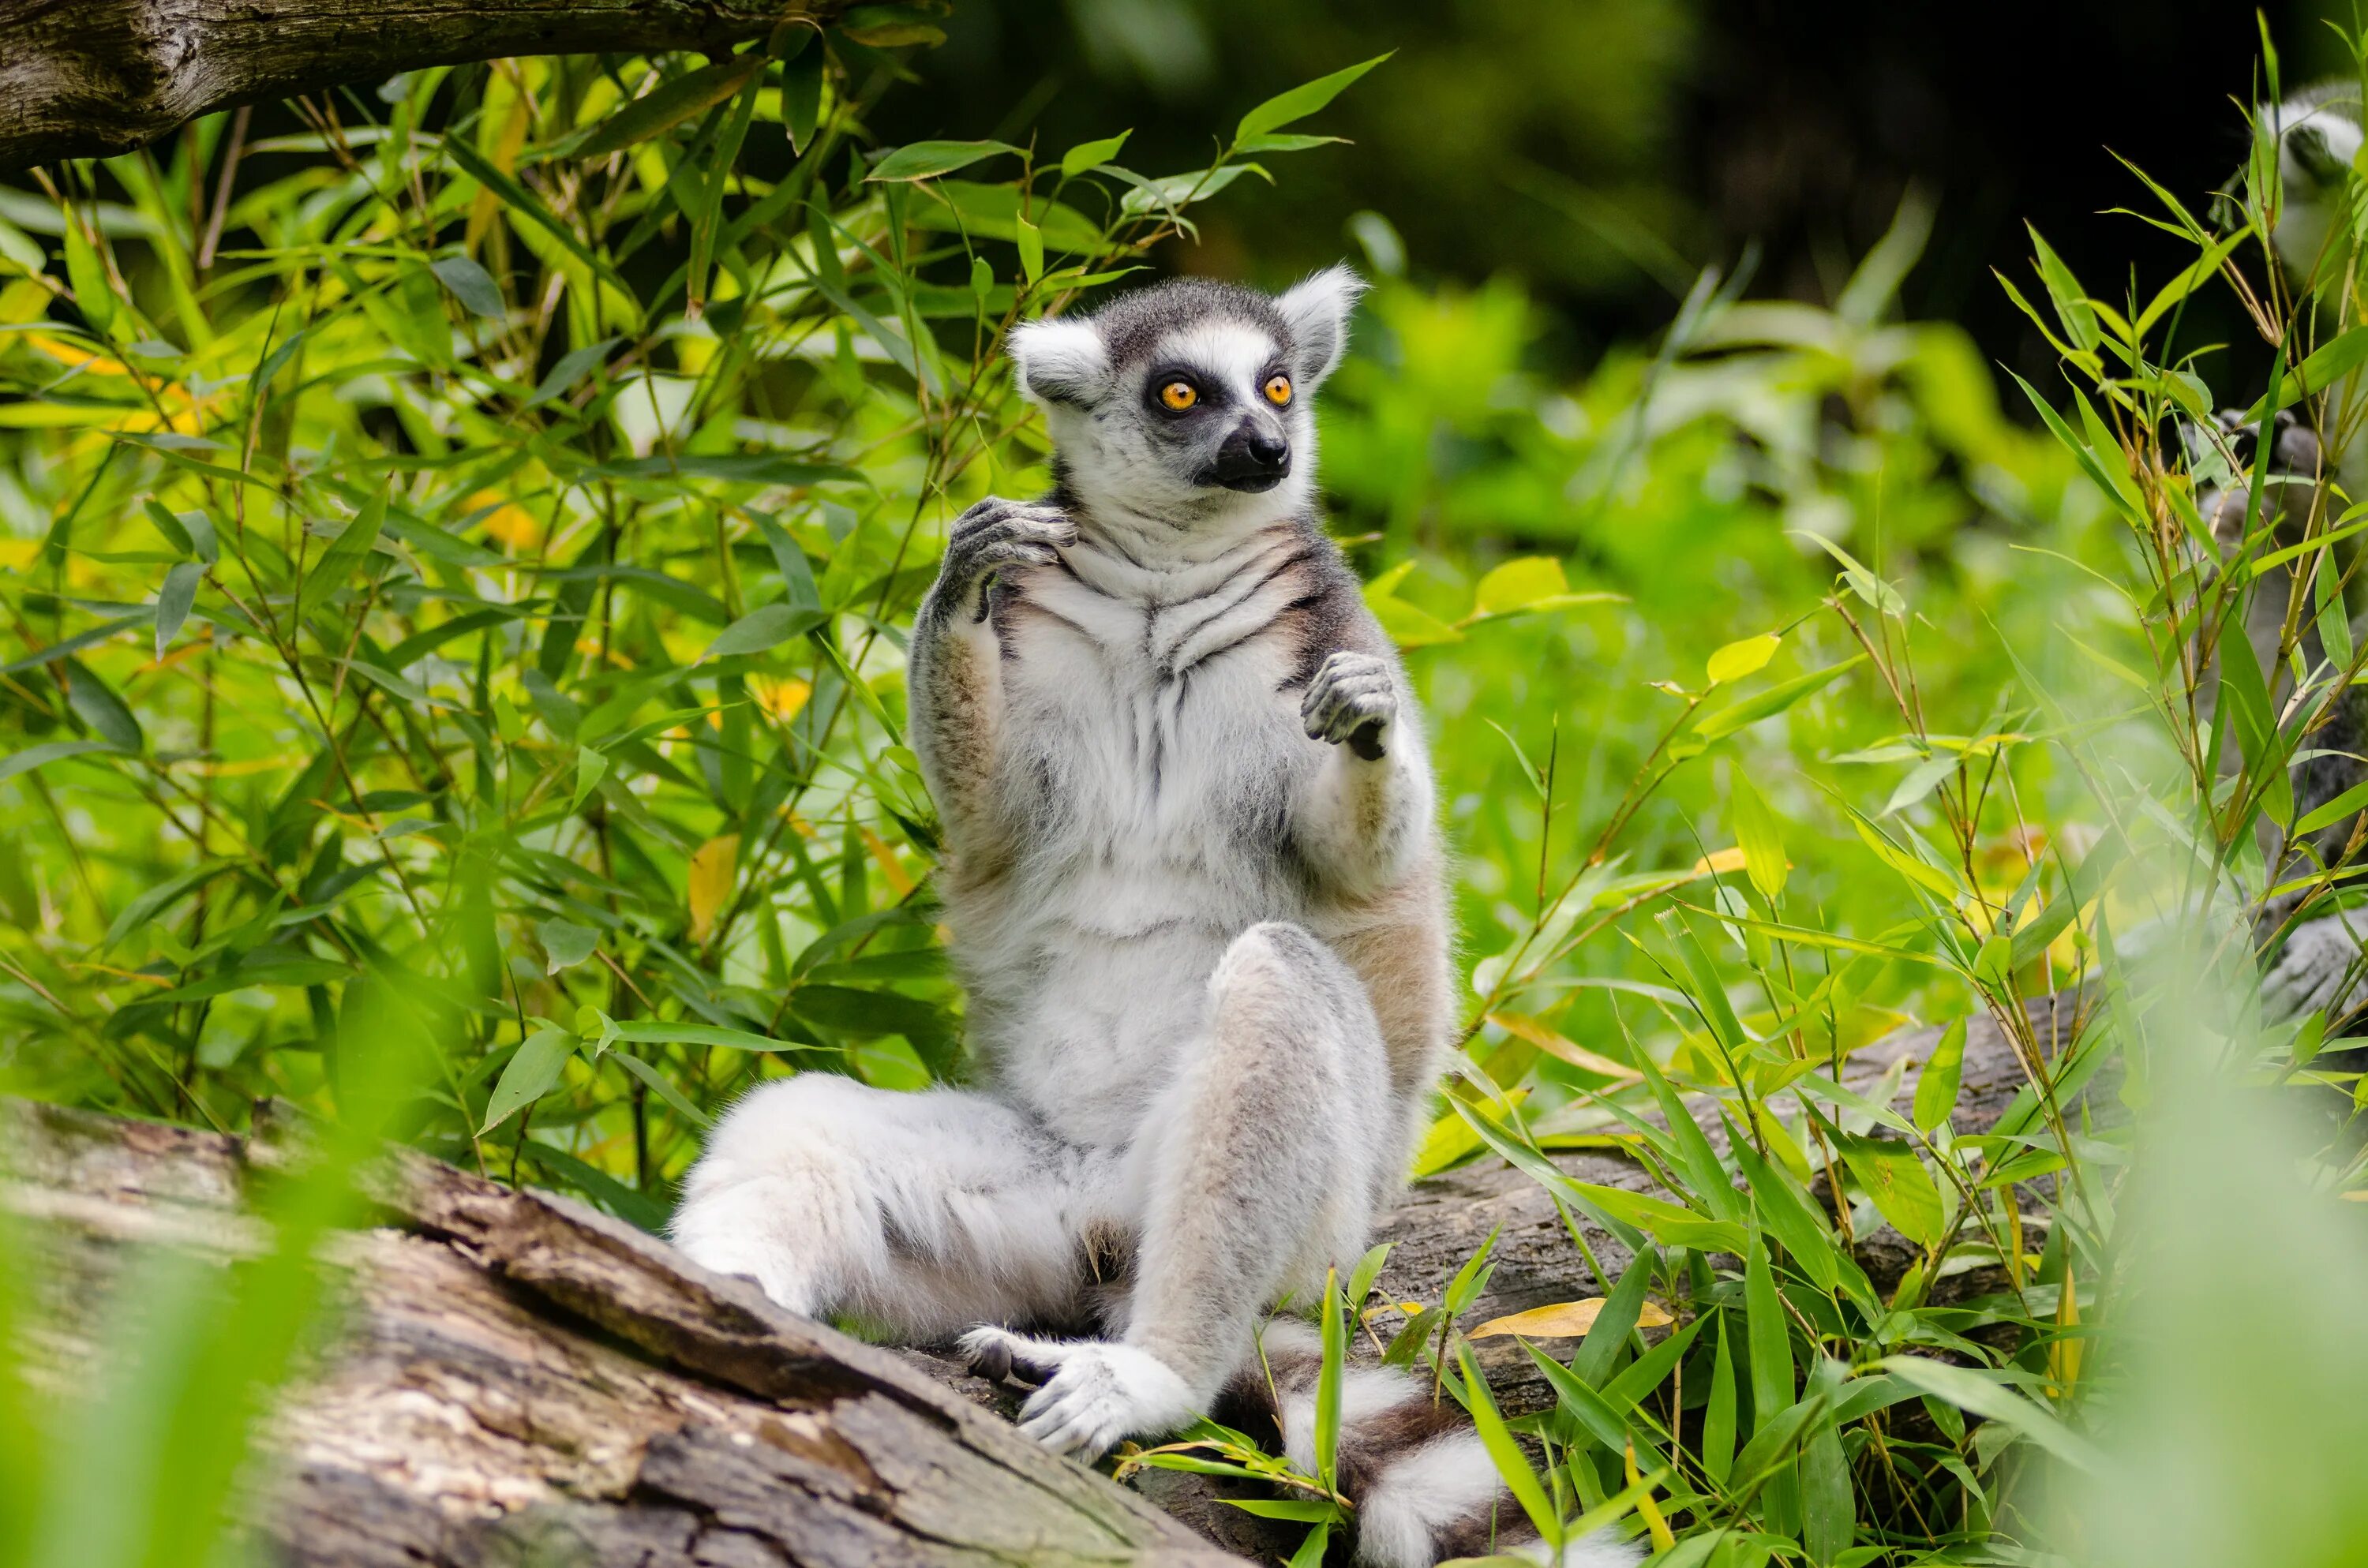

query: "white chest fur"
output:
951 526 1332 1145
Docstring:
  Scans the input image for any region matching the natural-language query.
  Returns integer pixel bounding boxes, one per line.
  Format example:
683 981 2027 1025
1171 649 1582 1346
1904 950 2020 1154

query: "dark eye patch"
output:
1144 362 1223 414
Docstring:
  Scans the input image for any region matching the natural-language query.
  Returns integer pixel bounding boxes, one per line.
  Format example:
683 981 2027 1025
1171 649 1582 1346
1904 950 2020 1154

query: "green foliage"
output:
6 19 2368 1568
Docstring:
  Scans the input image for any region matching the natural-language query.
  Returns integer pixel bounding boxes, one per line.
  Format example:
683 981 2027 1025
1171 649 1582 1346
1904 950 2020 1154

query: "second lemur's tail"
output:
1221 1323 1644 1568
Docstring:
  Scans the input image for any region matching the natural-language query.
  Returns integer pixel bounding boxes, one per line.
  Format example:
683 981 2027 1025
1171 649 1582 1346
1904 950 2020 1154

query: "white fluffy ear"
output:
1276 264 1366 390
1007 316 1110 408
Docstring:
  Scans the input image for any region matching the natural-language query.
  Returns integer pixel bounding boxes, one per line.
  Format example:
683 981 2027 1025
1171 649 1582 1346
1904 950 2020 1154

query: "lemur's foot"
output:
1302 649 1396 760
941 497 1076 616
957 1326 1195 1461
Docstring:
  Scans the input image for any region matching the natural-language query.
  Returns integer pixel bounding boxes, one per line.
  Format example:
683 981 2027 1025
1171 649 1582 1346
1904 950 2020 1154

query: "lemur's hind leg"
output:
672 1075 1108 1342
963 921 1397 1458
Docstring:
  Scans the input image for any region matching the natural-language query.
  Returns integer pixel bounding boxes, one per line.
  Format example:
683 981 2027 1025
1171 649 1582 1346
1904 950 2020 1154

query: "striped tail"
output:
1223 1322 1646 1568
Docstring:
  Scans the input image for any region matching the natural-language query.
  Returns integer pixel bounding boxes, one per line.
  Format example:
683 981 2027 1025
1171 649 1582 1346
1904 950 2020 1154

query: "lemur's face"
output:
1006 268 1364 530
1135 320 1302 496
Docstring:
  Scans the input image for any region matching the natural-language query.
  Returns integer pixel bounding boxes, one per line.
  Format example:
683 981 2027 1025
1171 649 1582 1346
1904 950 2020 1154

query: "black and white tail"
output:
1223 1323 1646 1567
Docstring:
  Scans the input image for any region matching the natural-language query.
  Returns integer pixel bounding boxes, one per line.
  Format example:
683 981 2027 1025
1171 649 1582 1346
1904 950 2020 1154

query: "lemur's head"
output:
2263 85 2365 284
1005 267 1365 535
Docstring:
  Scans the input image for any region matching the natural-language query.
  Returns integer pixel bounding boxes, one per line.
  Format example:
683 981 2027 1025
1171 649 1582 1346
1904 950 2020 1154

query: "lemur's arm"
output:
906 498 1074 843
1291 649 1434 895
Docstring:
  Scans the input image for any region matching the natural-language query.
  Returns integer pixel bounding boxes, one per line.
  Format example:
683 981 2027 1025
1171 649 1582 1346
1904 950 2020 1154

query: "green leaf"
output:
594 454 860 486
1874 1357 2104 1472
2297 777 2368 836
481 1025 577 1134
1454 1342 1559 1547
63 658 142 754
0 739 115 784
1572 1250 1659 1387
608 1048 714 1128
571 745 609 809
868 140 1021 181
2025 225 2100 351
2216 612 2294 828
1315 1269 1344 1487
1912 1018 1966 1132
517 1143 669 1231
1523 1339 1631 1452
1880 751 1957 817
1471 556 1574 618
1369 592 1465 648
1730 1136 1841 1294
298 488 388 620
1729 769 1788 900
1801 1409 1855 1565
704 603 827 660
605 1018 816 1053
757 514 821 608
1745 1232 1793 1431
1692 657 1863 739
2244 324 2368 422
781 47 824 154
1703 1312 1737 1484
527 336 620 406
154 561 202 657
1707 633 1781 686
577 55 767 159
1060 131 1131 179
430 255 505 318
540 919 598 974
1015 212 1043 284
1831 1132 1946 1248
1235 54 1393 144
62 211 114 338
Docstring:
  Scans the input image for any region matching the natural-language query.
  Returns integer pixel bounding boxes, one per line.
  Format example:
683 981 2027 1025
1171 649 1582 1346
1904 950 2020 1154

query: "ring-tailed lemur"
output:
670 270 1643 1567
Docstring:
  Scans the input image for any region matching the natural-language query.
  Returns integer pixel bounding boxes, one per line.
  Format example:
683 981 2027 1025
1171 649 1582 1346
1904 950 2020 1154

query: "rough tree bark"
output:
0 990 2097 1567
0 0 848 174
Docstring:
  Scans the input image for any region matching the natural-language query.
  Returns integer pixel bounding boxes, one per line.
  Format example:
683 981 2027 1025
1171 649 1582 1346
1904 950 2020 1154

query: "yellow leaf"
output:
1468 1297 1676 1340
752 675 811 721
1487 1012 1640 1082
687 833 739 942
1692 845 1748 875
470 491 543 549
1706 633 1781 687
1471 556 1568 617
862 825 914 896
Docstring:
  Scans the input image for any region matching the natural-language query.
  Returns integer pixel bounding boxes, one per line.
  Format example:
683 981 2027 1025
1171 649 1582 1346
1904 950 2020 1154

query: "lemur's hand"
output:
959 1326 1195 1461
1302 649 1396 760
936 497 1076 619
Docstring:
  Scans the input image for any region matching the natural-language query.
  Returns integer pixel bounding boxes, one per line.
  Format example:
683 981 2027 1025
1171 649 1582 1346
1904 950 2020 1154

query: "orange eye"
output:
1263 374 1293 406
1160 381 1197 411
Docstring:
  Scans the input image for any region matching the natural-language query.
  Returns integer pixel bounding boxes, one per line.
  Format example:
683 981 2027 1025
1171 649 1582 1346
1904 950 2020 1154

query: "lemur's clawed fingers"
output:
958 1329 1194 1461
950 498 1077 552
1302 649 1396 758
957 1324 1062 1390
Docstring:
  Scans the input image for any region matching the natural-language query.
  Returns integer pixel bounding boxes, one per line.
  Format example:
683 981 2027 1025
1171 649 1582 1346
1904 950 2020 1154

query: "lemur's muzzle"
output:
1205 421 1291 492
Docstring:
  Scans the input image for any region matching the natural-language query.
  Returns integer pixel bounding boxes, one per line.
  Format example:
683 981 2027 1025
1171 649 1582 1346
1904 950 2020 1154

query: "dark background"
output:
872 0 2351 399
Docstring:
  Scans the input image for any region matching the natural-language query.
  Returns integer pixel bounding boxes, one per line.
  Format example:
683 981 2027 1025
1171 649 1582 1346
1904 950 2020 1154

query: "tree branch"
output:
0 0 845 174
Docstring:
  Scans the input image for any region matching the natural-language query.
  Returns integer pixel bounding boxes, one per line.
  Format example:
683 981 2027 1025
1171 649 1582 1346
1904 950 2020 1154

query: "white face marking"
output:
1043 318 1315 558
1160 320 1289 412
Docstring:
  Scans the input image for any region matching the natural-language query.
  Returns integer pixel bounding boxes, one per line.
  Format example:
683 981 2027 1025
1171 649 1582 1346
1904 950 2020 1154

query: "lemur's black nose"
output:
1207 422 1292 492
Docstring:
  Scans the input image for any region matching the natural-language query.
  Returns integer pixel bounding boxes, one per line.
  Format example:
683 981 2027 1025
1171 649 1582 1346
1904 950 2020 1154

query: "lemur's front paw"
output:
939 497 1076 615
957 1326 1195 1461
1302 649 1396 760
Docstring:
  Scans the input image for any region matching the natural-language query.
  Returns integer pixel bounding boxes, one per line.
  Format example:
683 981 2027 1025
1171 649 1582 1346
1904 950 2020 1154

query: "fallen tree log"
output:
0 0 849 174
2 1099 1239 1568
0 990 2078 1566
